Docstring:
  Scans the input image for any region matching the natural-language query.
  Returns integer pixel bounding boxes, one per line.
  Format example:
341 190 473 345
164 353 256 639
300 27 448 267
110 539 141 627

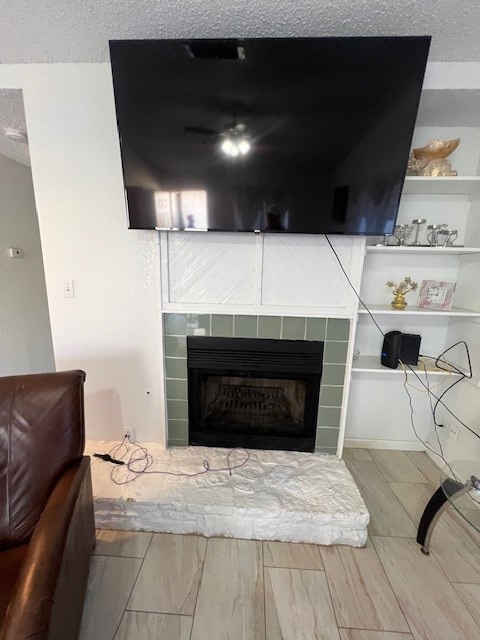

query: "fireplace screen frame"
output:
187 336 323 452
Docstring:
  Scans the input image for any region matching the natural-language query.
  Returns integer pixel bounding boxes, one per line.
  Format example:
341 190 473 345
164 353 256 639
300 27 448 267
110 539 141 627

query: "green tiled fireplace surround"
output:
163 314 350 454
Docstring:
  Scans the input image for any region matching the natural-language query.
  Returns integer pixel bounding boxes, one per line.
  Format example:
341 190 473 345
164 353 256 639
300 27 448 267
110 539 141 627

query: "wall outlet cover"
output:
123 426 136 443
8 247 24 258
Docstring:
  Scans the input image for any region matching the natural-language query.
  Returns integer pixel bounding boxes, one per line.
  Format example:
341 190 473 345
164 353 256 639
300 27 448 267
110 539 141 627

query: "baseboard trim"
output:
344 438 424 451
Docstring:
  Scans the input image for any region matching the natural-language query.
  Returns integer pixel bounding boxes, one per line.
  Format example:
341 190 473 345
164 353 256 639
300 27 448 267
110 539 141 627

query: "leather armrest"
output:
0 457 95 640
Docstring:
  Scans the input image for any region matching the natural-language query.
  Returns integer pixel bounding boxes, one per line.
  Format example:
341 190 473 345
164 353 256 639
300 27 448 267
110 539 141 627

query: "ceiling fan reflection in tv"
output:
185 119 251 157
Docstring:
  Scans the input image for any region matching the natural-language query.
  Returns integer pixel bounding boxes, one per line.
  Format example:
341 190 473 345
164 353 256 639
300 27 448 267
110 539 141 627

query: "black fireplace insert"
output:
187 336 323 452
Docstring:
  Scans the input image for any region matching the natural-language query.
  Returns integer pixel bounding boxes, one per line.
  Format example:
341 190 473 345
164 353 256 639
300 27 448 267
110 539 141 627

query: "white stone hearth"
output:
86 441 369 547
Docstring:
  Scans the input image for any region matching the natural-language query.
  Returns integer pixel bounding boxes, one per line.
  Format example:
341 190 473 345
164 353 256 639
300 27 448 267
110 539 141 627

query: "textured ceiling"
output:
0 0 479 63
0 1 479 164
0 90 30 166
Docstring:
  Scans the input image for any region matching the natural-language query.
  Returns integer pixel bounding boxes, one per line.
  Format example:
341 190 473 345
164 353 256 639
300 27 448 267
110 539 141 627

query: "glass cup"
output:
446 230 458 246
427 224 446 246
394 224 414 246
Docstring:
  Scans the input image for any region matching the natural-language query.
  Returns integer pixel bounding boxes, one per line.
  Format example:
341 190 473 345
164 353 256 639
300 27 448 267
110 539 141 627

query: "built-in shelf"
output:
403 176 480 199
352 355 463 376
366 246 480 255
358 304 480 317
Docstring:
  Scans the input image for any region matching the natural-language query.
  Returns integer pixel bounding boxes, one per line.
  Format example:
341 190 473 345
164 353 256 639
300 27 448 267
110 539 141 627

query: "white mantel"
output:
160 232 365 317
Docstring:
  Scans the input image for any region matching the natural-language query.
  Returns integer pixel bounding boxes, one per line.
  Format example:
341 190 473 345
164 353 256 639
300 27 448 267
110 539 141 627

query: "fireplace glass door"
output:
187 337 323 452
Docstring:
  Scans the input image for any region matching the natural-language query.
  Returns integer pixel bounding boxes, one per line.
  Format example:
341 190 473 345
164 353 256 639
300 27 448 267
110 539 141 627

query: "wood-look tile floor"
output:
80 450 480 640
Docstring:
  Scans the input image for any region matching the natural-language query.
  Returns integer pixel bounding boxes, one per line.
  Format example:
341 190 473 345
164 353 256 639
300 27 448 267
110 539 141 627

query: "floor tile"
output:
339 631 413 640
389 480 479 531
114 612 192 640
190 538 264 640
431 517 480 584
342 448 373 461
389 482 435 527
265 567 340 640
346 460 417 537
391 481 480 583
372 536 480 640
263 541 324 570
127 533 206 615
94 529 153 558
405 451 441 485
79 555 142 640
369 450 429 484
321 546 409 632
452 583 480 627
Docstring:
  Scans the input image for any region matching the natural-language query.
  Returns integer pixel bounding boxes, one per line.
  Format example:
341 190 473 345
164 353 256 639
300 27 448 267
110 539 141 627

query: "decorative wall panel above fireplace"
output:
163 313 350 454
161 233 365 317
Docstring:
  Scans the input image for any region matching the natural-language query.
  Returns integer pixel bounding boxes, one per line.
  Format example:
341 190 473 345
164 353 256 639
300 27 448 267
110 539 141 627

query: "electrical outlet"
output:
123 426 136 442
8 247 24 258
63 279 75 298
449 423 460 442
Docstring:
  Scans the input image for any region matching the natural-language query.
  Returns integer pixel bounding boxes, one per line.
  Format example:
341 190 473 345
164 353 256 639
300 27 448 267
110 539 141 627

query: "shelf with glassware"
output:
366 246 480 255
361 206 480 318
344 141 480 449
379 172 480 248
351 210 480 379
402 176 480 198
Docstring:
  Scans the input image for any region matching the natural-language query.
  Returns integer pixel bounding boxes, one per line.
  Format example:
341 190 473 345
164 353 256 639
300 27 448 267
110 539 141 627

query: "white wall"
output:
0 152 54 375
345 373 454 449
0 64 164 442
0 63 364 446
434 379 480 462
437 256 480 462
412 135 480 462
1 61 479 449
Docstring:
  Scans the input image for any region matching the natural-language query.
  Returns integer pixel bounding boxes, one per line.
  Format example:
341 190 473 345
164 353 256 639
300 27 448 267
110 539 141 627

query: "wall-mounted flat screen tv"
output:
109 36 430 235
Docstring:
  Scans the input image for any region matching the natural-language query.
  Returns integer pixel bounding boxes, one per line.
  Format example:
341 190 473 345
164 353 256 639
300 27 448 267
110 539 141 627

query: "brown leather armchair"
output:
0 370 95 640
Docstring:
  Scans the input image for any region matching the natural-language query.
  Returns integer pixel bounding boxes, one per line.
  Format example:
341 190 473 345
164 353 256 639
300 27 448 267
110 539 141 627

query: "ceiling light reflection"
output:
238 139 250 155
221 135 251 157
221 139 234 155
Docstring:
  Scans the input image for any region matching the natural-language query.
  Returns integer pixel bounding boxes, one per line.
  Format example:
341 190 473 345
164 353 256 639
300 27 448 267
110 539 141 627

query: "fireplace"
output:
187 336 323 452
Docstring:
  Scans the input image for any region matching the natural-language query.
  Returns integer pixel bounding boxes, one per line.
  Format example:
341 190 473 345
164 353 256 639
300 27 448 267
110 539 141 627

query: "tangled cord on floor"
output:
95 437 250 485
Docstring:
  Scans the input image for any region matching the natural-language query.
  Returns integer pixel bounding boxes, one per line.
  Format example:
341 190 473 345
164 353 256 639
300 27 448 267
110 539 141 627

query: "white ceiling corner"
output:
0 89 30 166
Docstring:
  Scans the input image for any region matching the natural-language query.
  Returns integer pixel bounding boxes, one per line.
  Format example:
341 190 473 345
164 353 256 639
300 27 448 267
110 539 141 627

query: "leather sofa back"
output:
0 370 86 549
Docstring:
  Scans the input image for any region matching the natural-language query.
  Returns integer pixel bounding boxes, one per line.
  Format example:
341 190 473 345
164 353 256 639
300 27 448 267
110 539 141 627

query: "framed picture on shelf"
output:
417 280 456 311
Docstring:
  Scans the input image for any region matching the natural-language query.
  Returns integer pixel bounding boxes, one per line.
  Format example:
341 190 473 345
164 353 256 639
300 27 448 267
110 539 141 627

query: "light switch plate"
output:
63 279 75 298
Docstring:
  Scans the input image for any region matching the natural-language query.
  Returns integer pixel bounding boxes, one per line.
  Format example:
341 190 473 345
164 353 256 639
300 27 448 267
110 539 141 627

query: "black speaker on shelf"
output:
381 331 421 369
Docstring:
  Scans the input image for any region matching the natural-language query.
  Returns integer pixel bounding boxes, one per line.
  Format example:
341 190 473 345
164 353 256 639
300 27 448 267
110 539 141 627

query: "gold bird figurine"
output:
413 138 460 160
407 138 460 176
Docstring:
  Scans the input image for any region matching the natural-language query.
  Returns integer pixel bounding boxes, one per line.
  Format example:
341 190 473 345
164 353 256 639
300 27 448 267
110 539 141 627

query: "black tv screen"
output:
109 37 430 235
